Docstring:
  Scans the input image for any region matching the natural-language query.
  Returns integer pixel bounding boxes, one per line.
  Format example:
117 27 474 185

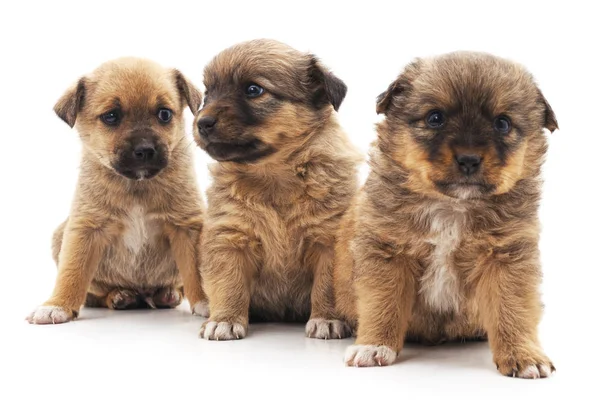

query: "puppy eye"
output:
101 110 121 126
426 110 445 128
157 108 173 123
245 84 264 98
493 115 511 133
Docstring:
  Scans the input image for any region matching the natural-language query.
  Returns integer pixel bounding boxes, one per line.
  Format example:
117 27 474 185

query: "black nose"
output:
133 143 157 161
455 154 482 175
197 116 217 135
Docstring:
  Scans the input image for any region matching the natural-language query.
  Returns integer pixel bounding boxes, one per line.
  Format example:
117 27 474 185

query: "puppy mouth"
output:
203 137 275 163
113 166 164 181
434 181 495 199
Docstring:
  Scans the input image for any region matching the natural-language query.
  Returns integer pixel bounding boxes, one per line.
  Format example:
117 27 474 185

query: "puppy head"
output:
54 58 202 180
194 39 346 163
376 52 558 200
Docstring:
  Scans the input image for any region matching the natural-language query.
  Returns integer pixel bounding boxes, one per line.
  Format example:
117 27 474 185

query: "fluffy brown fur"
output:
27 57 208 324
333 52 558 378
193 39 361 340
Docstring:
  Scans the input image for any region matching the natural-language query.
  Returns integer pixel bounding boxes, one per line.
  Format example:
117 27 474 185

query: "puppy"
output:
334 52 558 378
193 39 361 340
27 58 208 324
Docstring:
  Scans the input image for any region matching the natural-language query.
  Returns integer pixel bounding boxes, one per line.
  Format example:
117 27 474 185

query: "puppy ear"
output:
308 56 347 111
539 91 558 132
173 70 203 116
54 78 86 128
376 59 423 115
376 79 403 115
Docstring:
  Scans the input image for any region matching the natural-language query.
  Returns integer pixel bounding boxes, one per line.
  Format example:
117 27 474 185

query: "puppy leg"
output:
306 247 352 339
332 215 360 331
51 219 68 265
199 229 259 340
345 250 417 367
475 251 554 379
165 224 208 316
53 222 144 311
27 219 114 324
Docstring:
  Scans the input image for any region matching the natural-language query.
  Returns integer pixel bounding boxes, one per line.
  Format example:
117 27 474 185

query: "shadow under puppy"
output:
193 39 362 340
333 52 558 378
27 58 208 324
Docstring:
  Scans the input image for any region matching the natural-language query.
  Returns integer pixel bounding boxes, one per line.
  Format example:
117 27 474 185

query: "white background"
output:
1 1 598 411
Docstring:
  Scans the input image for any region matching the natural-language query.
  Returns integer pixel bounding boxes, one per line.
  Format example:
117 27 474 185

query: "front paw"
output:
191 300 210 317
344 344 397 367
494 348 555 379
26 305 75 325
306 318 352 339
199 320 247 340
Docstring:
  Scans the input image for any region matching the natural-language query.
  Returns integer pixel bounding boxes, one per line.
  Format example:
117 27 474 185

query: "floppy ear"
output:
54 78 86 128
376 79 403 115
376 59 423 115
173 69 203 116
307 56 347 111
539 91 558 132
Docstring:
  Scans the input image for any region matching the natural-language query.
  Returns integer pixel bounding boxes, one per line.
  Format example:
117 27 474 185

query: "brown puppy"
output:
334 52 558 378
193 39 361 340
27 57 208 324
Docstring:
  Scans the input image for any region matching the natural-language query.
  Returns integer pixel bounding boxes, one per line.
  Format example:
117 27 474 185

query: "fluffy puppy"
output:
334 52 558 378
27 58 208 324
193 39 361 340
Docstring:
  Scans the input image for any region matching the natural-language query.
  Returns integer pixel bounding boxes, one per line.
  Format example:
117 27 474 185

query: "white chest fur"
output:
419 202 467 313
122 205 159 254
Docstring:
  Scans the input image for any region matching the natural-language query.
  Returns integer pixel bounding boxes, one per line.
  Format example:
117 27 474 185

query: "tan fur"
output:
334 52 557 378
194 40 361 339
27 58 207 324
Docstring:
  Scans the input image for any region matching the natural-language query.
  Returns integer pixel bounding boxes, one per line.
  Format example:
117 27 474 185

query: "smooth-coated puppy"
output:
193 39 361 340
333 52 558 378
27 58 208 324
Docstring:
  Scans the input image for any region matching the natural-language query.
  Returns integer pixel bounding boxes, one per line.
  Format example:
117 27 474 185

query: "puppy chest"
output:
259 230 303 276
96 205 177 287
121 205 162 254
253 213 304 273
419 205 467 313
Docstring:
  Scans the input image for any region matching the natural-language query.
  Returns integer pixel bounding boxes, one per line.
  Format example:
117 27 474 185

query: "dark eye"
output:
245 84 264 98
157 108 173 123
101 110 121 126
426 110 445 128
493 115 511 133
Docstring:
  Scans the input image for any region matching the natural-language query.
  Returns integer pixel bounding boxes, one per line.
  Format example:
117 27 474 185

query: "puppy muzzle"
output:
195 117 275 163
113 135 168 180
